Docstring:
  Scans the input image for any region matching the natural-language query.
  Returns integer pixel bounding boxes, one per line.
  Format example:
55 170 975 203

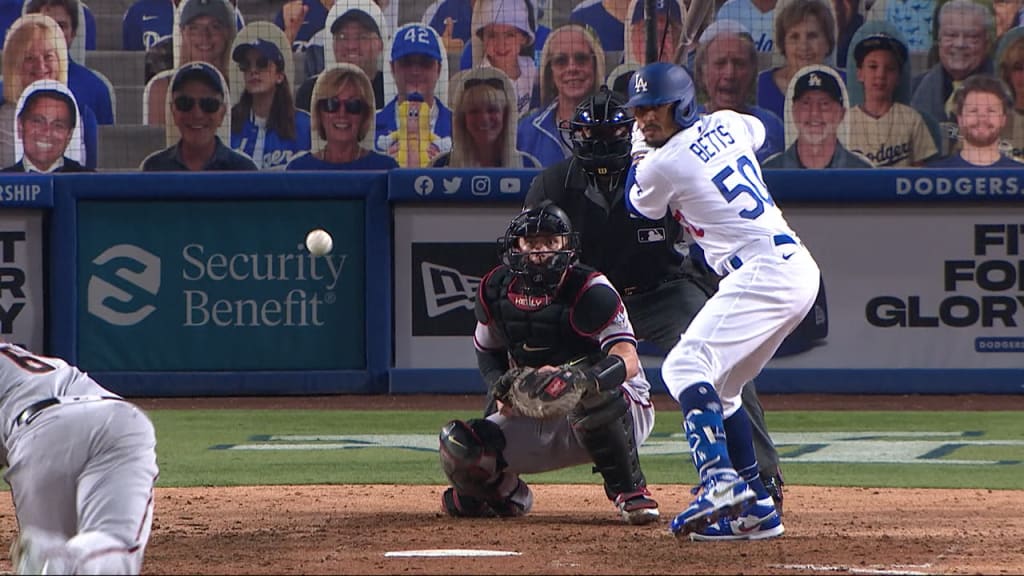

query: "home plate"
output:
385 549 521 558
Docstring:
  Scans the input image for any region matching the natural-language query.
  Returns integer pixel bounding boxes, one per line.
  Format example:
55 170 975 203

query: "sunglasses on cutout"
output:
317 96 367 115
173 95 222 114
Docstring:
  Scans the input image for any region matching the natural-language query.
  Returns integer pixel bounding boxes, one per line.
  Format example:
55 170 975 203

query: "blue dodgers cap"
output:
232 38 285 67
391 24 443 62
792 68 843 105
631 0 682 24
171 61 225 95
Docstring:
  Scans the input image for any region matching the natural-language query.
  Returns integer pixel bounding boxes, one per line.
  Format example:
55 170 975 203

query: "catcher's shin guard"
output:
439 418 530 517
570 389 659 525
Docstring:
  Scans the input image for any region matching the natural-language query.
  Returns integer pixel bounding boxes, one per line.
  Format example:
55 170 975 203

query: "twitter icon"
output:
443 176 462 194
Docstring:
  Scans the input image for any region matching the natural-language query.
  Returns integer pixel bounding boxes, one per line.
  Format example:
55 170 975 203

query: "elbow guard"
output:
587 355 627 391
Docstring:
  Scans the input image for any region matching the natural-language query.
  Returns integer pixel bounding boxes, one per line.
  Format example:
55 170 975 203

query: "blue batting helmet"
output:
625 62 698 130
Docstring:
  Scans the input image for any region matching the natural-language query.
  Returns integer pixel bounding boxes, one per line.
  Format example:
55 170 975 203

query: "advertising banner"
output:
774 205 1024 370
394 204 1024 375
77 200 365 371
394 205 520 367
0 210 44 352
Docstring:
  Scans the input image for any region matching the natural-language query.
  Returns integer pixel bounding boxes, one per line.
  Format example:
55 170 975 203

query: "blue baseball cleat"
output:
670 472 757 538
689 497 785 541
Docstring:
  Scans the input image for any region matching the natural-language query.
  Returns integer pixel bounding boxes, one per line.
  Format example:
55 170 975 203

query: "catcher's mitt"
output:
506 365 594 419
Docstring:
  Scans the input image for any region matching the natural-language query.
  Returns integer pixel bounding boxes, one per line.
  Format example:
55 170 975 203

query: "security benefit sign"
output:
412 242 499 336
76 201 365 371
0 211 43 352
770 206 1024 370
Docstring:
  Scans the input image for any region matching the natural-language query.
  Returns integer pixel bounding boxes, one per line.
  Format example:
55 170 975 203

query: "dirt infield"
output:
79 485 1024 574
3 394 1019 574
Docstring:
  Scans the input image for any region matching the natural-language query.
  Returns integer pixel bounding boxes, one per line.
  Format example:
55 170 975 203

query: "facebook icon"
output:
414 176 434 196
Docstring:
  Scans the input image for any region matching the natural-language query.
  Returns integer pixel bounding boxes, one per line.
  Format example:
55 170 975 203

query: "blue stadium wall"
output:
4 168 1020 396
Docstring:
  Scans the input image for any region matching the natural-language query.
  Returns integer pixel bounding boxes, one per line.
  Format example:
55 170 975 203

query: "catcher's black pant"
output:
622 271 781 480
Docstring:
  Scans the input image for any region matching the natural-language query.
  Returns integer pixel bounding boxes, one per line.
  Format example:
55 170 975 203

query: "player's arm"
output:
571 274 641 383
474 270 511 414
604 340 640 381
626 154 669 221
732 110 767 155
473 272 508 388
681 0 717 51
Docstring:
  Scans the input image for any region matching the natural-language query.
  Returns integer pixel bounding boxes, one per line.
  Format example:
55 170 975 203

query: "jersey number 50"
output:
711 155 775 220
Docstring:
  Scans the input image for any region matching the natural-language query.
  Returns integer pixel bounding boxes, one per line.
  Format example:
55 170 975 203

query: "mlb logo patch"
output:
637 228 665 243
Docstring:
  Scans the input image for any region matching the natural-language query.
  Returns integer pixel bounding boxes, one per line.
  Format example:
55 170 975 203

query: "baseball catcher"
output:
438 204 660 525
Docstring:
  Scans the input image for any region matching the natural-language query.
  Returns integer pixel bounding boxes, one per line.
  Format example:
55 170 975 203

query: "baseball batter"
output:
438 204 660 525
0 342 158 574
624 63 820 540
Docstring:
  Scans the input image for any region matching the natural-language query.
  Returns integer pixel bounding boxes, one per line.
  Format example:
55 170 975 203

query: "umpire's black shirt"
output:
525 157 686 296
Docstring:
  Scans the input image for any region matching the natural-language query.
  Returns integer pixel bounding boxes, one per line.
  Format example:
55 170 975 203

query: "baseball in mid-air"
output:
305 228 333 257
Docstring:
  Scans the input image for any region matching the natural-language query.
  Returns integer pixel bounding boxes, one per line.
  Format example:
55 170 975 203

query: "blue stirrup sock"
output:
723 406 771 500
678 383 735 484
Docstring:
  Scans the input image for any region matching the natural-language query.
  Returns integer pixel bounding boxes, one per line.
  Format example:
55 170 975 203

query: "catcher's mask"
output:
501 204 579 296
562 85 634 187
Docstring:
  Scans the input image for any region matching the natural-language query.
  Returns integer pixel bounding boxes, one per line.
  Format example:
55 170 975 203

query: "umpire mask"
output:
565 86 634 188
501 204 579 297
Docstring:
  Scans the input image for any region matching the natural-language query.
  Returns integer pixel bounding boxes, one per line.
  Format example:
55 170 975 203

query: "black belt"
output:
13 397 60 429
12 396 120 430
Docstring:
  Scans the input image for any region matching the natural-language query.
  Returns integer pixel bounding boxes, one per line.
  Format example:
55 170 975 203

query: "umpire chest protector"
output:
477 264 614 368
531 159 686 295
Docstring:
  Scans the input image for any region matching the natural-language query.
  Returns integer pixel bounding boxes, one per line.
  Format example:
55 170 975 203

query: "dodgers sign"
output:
76 200 366 371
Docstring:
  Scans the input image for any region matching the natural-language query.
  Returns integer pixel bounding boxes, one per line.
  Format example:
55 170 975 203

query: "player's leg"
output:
662 255 818 537
626 276 785 513
625 277 784 507
688 403 784 541
6 408 90 575
741 384 785 514
7 400 157 574
438 418 532 518
570 386 659 525
71 401 159 574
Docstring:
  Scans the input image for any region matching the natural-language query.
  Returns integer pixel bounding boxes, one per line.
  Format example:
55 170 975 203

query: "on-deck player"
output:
624 62 820 540
0 342 159 574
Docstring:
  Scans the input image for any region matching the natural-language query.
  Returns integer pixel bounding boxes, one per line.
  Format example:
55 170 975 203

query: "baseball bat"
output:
644 0 657 64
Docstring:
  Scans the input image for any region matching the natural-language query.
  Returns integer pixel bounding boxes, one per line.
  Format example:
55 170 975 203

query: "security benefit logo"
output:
87 244 161 326
866 224 1024 352
412 243 498 336
87 242 346 329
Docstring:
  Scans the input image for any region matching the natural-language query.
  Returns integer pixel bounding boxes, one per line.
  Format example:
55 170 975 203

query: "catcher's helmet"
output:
566 85 634 181
626 62 698 130
501 203 579 296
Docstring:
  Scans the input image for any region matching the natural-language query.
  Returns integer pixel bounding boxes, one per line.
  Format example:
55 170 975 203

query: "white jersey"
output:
629 110 799 276
0 343 116 448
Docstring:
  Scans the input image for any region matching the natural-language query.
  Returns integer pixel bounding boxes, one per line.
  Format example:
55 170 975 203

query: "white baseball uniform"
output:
0 343 158 574
628 110 821 416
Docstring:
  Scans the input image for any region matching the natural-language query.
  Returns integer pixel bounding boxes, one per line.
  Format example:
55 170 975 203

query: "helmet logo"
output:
633 74 648 94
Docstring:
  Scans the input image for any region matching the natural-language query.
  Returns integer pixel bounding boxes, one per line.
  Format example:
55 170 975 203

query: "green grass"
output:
146 409 1024 490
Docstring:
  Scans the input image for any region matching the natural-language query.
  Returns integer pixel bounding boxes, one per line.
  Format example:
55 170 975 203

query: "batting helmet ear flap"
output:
675 99 698 130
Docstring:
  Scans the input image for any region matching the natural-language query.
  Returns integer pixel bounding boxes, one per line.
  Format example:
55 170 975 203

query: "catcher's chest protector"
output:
484 267 598 368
